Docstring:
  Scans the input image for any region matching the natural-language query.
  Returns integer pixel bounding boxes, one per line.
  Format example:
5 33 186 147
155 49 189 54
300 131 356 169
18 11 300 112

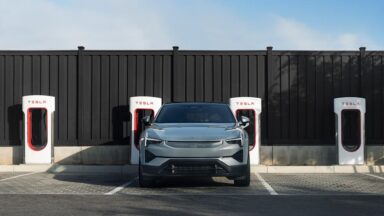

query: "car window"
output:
155 104 236 123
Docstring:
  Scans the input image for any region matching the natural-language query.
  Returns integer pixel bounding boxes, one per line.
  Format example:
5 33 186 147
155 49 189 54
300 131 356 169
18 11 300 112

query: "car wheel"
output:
234 154 250 187
139 159 154 188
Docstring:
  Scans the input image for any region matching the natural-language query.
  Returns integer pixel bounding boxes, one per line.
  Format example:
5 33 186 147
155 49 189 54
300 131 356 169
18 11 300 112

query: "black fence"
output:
0 47 383 146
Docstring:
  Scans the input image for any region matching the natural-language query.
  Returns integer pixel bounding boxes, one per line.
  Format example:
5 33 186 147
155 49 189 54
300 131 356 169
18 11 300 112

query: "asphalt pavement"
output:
0 172 383 215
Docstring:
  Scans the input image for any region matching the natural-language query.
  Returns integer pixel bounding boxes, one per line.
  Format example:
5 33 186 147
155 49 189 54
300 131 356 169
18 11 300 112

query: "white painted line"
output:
255 173 278 195
363 173 384 181
105 177 138 195
0 172 40 182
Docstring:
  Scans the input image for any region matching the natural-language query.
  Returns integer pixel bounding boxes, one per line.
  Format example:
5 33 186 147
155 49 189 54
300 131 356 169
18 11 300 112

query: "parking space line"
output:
363 173 384 181
0 172 40 182
105 177 138 195
255 173 278 195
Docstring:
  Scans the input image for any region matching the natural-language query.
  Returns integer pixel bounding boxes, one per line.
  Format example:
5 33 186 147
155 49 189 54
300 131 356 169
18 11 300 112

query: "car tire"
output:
234 154 250 187
139 160 155 188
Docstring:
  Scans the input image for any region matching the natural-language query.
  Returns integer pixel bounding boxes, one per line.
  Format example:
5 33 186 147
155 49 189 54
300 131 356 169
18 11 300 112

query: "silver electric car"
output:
138 103 251 187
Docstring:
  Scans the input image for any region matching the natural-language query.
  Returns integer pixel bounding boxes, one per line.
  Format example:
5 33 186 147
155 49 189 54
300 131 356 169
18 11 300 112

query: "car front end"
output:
138 103 251 187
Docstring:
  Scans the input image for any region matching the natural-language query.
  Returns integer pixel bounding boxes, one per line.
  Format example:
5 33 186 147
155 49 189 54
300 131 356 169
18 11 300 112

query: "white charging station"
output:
229 97 262 165
22 95 55 164
334 97 365 165
130 96 162 165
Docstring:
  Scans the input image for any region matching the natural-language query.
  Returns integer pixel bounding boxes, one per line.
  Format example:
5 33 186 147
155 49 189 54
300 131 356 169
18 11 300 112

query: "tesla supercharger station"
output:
334 97 366 165
130 96 162 165
229 97 262 165
22 95 55 164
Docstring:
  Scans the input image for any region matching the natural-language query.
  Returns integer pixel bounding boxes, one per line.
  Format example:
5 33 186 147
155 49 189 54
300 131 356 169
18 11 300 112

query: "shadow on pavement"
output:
51 172 235 188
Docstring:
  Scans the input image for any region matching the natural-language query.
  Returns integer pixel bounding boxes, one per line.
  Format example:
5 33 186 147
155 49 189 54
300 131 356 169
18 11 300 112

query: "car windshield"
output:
154 104 236 123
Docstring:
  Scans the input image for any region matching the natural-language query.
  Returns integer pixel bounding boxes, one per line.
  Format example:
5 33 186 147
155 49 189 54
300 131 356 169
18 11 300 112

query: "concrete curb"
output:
48 164 138 176
1 165 383 174
0 165 54 172
251 165 384 173
0 164 138 176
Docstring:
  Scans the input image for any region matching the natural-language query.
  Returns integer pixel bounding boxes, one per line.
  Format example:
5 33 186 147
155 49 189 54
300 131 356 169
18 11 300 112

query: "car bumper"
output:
141 158 248 178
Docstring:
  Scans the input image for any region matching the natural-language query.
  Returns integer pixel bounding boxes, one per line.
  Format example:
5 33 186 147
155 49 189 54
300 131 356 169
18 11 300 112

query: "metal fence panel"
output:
0 48 383 146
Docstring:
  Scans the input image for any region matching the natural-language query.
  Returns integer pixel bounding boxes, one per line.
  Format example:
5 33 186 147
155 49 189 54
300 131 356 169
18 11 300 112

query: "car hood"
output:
145 123 241 141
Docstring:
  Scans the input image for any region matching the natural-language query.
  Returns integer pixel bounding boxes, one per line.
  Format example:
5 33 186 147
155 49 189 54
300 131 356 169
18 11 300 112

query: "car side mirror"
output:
239 116 250 128
142 115 151 126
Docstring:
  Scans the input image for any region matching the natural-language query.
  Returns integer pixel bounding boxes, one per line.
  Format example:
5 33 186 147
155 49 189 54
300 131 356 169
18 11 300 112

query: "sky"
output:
0 0 382 50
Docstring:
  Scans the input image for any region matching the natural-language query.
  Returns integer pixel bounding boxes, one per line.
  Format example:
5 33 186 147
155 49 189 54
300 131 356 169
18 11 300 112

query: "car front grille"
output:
166 141 222 148
163 160 227 175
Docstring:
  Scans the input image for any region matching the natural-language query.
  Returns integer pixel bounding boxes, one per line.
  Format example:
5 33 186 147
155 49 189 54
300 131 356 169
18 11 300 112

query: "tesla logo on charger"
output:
342 102 360 106
28 100 47 104
236 101 255 106
135 101 154 106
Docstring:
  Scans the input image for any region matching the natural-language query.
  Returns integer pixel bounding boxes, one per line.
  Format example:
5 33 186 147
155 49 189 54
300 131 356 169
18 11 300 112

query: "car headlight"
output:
145 137 163 146
226 138 243 146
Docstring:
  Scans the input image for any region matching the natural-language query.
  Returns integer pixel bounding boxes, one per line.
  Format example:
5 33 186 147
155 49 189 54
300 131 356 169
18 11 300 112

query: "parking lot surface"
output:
1 172 384 196
0 172 383 215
